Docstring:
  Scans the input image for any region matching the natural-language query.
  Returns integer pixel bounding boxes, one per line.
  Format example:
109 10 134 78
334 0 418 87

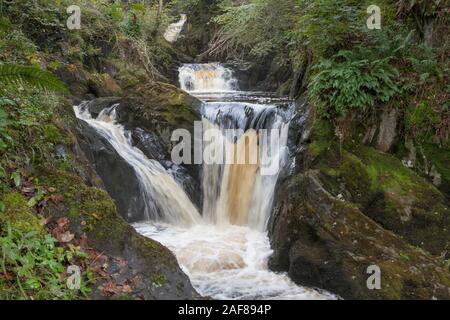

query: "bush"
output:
0 223 92 300
309 48 401 118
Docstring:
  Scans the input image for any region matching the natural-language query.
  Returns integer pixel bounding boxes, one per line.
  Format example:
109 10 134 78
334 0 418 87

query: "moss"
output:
152 273 167 288
0 192 44 234
312 140 449 255
308 119 333 157
42 124 63 144
405 102 439 140
422 143 450 194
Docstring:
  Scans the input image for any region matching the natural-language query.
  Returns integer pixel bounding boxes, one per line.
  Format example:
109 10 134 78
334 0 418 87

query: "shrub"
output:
309 48 401 118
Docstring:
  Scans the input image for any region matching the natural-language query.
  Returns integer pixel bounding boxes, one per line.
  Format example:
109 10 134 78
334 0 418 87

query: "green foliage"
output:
309 48 401 117
405 102 439 140
0 64 67 93
0 223 91 300
210 0 297 59
407 44 446 84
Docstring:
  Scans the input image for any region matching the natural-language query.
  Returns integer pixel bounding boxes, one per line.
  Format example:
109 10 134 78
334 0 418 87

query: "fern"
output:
0 64 67 93
309 48 401 118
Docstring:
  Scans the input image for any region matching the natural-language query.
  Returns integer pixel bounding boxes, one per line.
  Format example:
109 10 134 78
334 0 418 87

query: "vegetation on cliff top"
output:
0 0 192 300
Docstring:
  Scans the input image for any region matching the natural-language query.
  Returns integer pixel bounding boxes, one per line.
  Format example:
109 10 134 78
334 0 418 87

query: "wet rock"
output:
269 170 450 300
377 108 398 152
75 120 148 222
37 168 200 300
116 82 202 206
84 97 121 118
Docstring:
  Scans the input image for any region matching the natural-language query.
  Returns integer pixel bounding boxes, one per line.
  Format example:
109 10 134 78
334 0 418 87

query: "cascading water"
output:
179 63 238 93
74 104 201 226
133 63 336 299
76 63 334 299
163 14 187 43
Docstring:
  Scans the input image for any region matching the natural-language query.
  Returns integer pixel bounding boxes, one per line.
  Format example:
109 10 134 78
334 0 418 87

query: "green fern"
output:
0 64 67 93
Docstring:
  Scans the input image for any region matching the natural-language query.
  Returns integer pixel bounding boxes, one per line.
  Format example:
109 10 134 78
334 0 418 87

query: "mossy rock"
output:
0 192 44 235
35 167 199 299
421 143 450 196
313 142 450 256
270 170 450 300
119 81 201 133
87 73 123 97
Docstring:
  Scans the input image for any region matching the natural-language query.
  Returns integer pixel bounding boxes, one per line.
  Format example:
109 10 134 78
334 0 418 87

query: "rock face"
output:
75 120 148 222
117 81 203 208
269 170 450 300
38 168 199 300
74 82 203 220
377 108 398 152
269 107 450 299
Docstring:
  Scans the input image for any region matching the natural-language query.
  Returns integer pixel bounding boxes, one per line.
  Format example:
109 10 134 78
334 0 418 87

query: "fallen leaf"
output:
57 217 69 228
91 212 101 220
48 194 64 204
48 187 56 193
121 285 132 293
58 231 75 243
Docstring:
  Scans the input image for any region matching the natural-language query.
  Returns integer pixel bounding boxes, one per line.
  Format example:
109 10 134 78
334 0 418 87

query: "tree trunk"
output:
423 19 434 47
154 0 163 35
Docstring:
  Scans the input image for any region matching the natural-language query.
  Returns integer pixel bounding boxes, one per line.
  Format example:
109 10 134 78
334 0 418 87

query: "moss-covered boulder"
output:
36 168 199 300
87 73 123 98
313 144 450 256
0 192 44 235
118 81 201 139
269 170 450 300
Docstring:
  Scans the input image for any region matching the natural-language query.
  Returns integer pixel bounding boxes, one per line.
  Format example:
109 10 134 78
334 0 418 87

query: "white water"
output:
76 63 336 300
133 64 335 300
74 104 201 226
179 63 238 93
164 14 187 43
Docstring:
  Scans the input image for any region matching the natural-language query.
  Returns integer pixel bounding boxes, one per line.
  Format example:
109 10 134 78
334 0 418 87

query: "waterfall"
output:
76 63 335 299
137 63 333 299
163 14 187 43
179 63 238 93
74 103 201 226
201 102 289 231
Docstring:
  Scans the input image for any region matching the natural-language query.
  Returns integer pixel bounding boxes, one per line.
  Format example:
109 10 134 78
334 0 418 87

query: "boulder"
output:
87 73 123 97
75 120 148 223
269 170 450 300
377 108 398 152
37 168 200 300
55 64 90 99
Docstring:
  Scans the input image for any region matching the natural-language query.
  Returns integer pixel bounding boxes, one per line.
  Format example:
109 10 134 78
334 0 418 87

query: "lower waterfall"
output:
76 63 335 300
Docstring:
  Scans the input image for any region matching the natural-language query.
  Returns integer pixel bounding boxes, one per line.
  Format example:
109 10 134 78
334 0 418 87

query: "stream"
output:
76 63 336 300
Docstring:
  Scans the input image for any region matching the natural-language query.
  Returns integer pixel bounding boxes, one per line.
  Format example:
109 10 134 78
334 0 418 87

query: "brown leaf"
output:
121 285 132 293
57 217 69 229
58 231 75 243
102 280 119 296
48 187 56 193
48 194 64 204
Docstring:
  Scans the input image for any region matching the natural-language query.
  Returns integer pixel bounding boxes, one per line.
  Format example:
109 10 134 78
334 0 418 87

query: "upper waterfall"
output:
179 63 238 92
164 14 187 43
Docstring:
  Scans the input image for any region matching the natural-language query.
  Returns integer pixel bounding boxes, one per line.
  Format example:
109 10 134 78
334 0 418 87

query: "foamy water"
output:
78 63 337 300
134 222 336 300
